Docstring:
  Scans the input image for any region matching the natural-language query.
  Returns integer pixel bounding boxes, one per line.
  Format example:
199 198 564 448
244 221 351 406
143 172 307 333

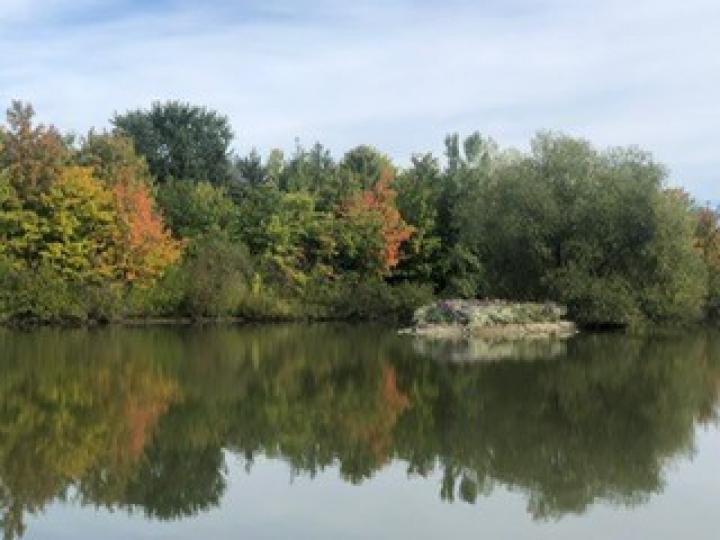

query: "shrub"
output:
303 277 434 322
125 265 189 317
0 263 88 324
182 236 254 317
550 269 642 327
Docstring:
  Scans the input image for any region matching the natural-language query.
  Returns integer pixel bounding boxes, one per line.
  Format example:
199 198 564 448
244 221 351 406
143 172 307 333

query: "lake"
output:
0 324 718 539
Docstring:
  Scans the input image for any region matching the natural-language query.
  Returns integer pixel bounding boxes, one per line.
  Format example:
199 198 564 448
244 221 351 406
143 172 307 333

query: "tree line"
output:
1 100 718 326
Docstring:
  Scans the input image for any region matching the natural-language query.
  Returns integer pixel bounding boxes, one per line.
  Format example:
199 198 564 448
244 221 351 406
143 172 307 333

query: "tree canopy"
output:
112 101 233 185
1 100 718 326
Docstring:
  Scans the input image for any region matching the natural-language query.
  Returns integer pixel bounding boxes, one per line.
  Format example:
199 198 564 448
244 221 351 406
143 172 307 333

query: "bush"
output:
125 265 189 317
236 291 296 320
182 236 254 317
0 257 14 321
81 283 124 322
303 277 434 322
0 262 88 324
548 268 642 327
708 275 720 322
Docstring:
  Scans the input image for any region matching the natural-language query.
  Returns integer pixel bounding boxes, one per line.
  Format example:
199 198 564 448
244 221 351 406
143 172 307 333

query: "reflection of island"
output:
411 334 569 363
0 326 718 538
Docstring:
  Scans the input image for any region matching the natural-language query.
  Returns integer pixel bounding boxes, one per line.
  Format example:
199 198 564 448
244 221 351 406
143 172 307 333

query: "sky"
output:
0 0 718 202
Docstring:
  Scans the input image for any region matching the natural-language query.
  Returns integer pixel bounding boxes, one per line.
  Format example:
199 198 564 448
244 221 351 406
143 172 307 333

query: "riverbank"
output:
0 311 407 329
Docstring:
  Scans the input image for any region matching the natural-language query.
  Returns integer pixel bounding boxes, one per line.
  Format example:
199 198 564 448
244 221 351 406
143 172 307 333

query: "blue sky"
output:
1 0 718 202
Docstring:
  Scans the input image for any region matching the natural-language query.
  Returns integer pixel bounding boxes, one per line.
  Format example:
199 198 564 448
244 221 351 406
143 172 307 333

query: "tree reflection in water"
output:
0 325 718 539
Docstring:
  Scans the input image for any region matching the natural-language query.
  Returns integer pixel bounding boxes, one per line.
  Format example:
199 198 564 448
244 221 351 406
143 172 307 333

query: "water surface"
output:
0 325 718 539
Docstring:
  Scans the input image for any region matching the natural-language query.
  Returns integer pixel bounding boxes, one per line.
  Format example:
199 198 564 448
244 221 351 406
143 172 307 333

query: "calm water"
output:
0 324 718 539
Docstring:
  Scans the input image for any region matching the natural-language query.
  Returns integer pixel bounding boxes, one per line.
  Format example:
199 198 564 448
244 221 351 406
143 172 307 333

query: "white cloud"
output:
0 0 718 201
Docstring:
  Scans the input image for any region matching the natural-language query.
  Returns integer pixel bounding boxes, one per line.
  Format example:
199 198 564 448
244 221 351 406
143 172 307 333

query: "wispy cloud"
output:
1 0 718 201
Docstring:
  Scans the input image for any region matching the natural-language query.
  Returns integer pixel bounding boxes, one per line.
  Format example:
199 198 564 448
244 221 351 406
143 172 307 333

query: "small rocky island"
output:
400 299 576 340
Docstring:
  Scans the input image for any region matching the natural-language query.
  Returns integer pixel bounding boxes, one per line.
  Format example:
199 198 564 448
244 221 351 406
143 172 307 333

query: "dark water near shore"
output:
0 325 718 539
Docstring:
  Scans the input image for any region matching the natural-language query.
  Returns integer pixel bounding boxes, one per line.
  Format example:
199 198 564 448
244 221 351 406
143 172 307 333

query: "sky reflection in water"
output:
0 324 718 539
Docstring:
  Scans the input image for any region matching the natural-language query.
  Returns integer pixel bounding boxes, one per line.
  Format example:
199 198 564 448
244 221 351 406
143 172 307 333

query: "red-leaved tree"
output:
338 169 414 276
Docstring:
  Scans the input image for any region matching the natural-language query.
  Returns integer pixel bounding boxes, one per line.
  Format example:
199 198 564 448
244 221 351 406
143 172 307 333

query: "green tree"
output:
696 206 720 320
77 130 153 187
113 101 233 185
394 153 443 283
257 192 336 287
181 236 255 317
434 132 500 296
279 142 339 207
445 132 707 325
232 149 266 186
340 145 394 190
157 180 238 238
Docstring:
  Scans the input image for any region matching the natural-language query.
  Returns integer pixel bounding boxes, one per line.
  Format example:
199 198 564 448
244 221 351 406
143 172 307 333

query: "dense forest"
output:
0 100 718 326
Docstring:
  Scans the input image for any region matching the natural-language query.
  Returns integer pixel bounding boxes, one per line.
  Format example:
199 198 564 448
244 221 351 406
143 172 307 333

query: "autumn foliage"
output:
3 99 719 325
0 101 68 199
112 181 182 285
39 165 118 281
340 169 414 276
0 102 183 321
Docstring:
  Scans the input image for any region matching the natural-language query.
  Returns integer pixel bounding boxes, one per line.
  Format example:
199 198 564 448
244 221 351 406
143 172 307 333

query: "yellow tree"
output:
37 165 118 282
79 130 183 285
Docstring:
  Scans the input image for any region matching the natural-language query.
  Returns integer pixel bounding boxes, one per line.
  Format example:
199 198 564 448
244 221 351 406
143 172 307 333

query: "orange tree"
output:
112 180 182 286
336 168 414 277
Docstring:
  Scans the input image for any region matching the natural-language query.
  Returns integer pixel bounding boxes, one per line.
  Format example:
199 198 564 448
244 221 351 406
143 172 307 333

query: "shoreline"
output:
399 321 577 341
0 314 391 329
